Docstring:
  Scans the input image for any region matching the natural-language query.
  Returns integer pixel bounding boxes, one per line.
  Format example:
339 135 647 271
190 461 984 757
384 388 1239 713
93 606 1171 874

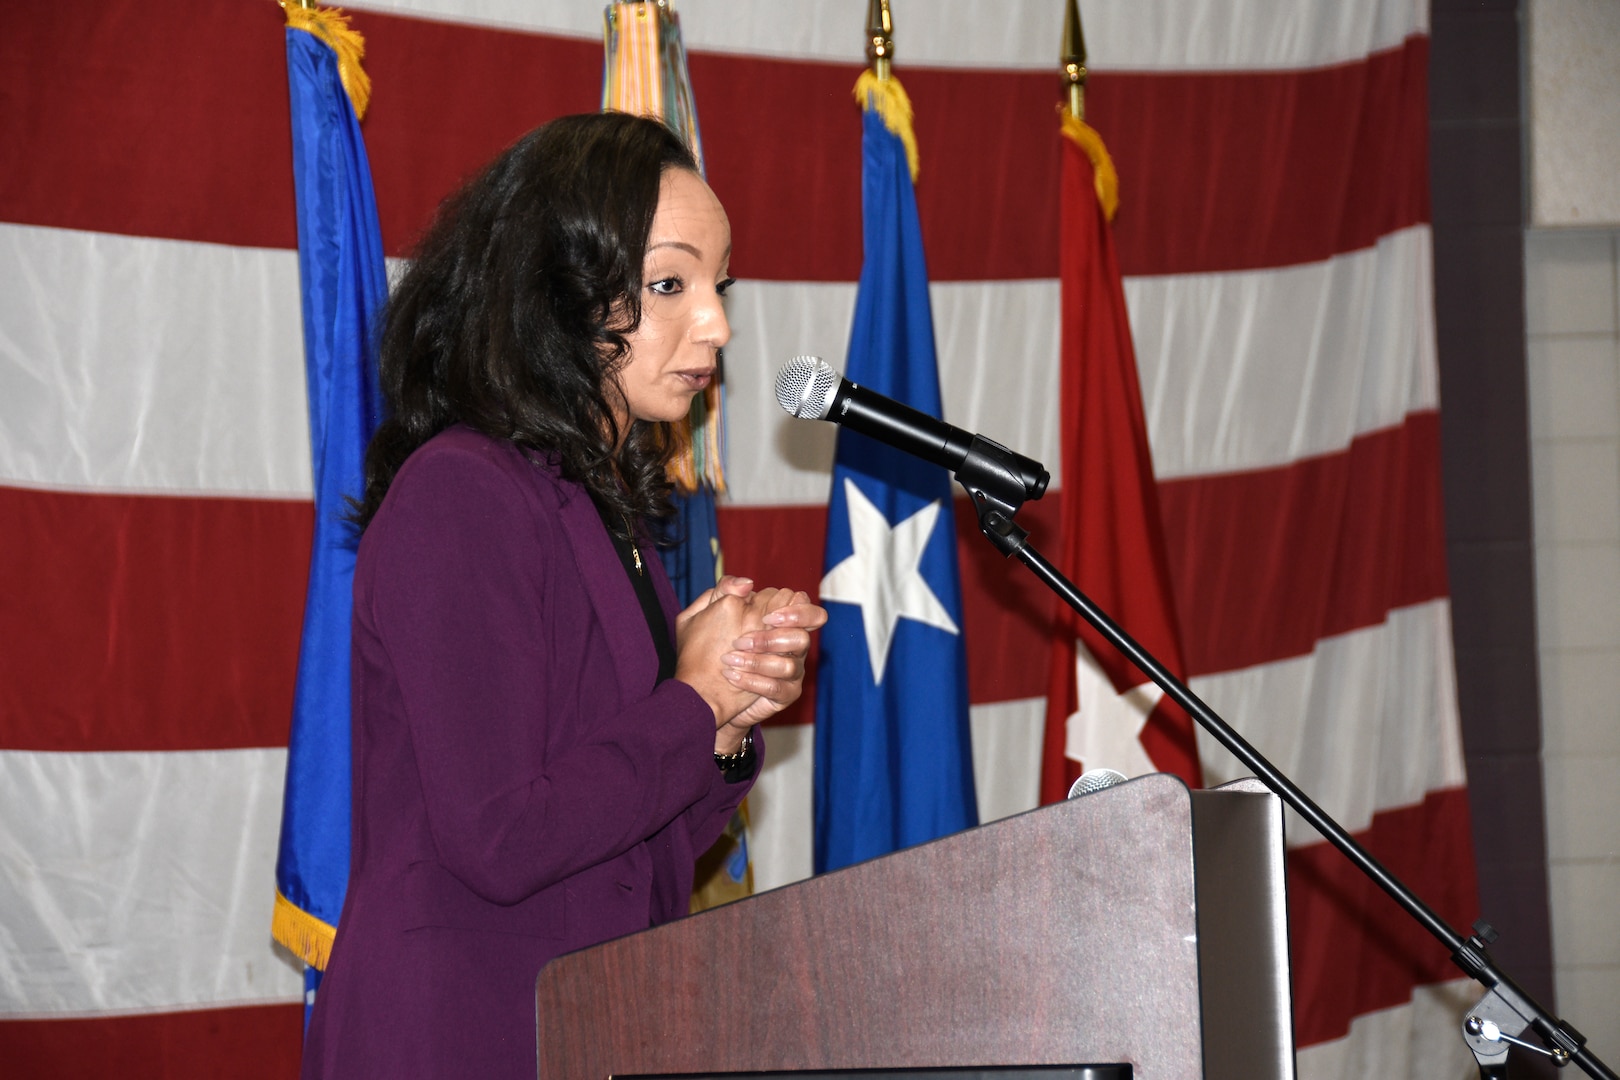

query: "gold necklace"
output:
623 514 643 574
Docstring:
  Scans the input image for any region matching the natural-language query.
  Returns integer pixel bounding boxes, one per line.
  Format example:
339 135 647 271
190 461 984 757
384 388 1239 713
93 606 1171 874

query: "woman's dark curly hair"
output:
352 111 700 532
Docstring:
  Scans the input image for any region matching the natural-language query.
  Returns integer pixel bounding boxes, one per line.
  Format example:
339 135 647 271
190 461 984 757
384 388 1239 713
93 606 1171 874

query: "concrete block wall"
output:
1525 227 1620 1060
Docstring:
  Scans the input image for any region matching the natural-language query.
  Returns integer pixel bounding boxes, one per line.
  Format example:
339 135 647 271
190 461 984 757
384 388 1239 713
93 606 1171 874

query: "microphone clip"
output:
955 435 1037 558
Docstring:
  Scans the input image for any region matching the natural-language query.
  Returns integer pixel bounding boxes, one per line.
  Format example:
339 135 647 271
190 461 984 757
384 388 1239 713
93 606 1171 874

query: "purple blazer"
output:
300 426 758 1080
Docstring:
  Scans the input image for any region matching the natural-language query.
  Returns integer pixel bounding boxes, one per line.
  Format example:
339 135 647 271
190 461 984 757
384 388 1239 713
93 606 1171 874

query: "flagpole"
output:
865 0 893 81
1061 0 1086 121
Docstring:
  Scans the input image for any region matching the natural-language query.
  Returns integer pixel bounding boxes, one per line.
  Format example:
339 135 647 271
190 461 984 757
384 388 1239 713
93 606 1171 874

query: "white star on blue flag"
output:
819 478 959 684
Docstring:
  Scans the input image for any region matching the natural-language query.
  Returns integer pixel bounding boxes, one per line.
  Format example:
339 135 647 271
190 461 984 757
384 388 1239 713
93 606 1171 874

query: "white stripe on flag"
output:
1193 598 1466 846
728 229 1436 504
1294 978 1477 1080
0 748 302 1017
968 696 1047 826
344 0 1428 71
0 223 310 499
0 601 1458 1017
688 697 1045 895
1132 225 1438 481
721 275 1067 506
749 601 1464 893
2 223 1436 503
746 725 815 894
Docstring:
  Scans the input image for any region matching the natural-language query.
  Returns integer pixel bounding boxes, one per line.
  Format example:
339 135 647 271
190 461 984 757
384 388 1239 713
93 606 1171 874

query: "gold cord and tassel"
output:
1058 0 1117 221
852 69 921 183
1060 111 1119 222
281 1 373 121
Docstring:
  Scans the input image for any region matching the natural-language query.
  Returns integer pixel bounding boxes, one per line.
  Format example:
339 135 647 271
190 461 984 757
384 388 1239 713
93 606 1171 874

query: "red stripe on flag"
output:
0 1003 304 1079
354 15 602 254
1105 36 1430 278
727 412 1445 712
0 1 293 252
718 497 1066 724
0 486 310 752
1287 785 1479 1047
2 2 1426 279
1161 411 1449 677
0 1 598 257
2 412 1444 751
701 39 1430 281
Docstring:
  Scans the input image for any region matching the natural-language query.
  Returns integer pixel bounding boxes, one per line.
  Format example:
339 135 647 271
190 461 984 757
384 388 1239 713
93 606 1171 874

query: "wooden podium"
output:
534 774 1294 1080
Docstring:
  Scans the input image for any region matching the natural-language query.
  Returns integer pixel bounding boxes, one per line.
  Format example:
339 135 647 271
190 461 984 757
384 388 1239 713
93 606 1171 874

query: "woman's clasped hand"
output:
674 576 828 750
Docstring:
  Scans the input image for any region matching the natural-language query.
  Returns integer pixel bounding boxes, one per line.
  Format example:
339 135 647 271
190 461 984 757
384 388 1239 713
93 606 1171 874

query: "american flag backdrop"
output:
2 1 1484 1076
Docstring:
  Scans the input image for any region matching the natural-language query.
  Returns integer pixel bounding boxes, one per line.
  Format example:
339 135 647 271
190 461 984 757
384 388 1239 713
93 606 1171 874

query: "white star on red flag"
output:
1065 639 1161 778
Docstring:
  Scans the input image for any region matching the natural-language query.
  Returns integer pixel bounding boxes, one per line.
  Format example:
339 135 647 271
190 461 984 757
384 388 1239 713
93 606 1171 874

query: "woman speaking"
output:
300 112 825 1079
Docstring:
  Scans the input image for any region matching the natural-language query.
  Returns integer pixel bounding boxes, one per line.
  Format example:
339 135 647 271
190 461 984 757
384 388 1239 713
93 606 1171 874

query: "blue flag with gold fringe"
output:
813 77 978 874
271 6 386 1015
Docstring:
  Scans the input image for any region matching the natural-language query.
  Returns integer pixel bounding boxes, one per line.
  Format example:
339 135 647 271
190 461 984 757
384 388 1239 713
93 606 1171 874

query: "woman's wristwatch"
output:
714 731 754 772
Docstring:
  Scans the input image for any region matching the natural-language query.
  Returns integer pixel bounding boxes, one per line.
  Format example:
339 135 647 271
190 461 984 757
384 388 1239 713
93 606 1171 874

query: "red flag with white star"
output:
1040 114 1202 803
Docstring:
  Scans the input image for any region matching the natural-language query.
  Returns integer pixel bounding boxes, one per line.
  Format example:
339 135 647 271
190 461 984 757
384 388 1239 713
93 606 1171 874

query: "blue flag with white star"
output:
813 98 978 874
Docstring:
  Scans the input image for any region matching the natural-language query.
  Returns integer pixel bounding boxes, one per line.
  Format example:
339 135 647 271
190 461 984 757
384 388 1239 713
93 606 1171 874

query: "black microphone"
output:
774 356 1050 500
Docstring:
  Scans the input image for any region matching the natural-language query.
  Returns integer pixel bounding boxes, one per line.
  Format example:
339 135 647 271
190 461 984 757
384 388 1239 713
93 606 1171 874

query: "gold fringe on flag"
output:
603 1 722 495
853 69 921 182
282 2 373 121
1060 110 1119 222
272 888 337 970
688 795 754 911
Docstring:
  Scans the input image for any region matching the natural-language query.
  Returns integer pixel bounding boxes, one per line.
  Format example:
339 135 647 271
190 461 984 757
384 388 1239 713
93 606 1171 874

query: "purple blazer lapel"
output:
551 482 659 702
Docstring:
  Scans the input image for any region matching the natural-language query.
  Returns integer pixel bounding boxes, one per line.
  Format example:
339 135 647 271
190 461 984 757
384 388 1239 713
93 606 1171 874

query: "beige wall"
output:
1524 227 1620 1060
1527 0 1620 226
1523 0 1620 1056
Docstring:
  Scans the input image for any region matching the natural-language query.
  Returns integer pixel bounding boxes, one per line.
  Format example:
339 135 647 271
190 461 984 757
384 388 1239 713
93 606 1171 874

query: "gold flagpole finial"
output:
866 0 894 80
853 0 916 179
1061 0 1088 120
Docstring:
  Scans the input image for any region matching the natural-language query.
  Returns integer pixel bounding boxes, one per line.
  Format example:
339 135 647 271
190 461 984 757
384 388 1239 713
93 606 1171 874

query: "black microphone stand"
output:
951 435 1617 1080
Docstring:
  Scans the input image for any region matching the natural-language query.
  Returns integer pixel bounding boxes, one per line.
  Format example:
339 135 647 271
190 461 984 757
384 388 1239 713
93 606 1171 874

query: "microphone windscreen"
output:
775 356 841 419
1067 767 1129 799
